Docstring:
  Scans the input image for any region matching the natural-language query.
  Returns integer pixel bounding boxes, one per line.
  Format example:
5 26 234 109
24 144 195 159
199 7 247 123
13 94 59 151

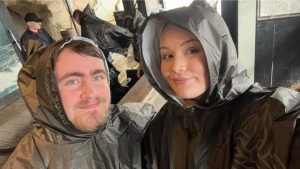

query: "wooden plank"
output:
118 75 166 111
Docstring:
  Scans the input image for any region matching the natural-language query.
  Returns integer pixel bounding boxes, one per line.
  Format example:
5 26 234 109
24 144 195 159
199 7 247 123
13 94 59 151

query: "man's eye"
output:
93 74 105 81
65 79 78 85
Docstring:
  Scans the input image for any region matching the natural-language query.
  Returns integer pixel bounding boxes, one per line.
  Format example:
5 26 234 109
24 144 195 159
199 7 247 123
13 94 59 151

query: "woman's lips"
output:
172 77 190 84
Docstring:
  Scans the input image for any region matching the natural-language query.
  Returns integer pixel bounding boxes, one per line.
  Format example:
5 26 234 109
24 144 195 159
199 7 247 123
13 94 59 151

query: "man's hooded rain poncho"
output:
2 37 156 169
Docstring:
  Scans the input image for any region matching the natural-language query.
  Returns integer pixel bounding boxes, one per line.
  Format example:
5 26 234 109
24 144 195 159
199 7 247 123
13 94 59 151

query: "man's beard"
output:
72 97 110 132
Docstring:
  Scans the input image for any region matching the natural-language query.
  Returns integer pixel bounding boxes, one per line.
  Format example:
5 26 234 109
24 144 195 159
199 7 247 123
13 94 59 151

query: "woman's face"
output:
160 25 210 99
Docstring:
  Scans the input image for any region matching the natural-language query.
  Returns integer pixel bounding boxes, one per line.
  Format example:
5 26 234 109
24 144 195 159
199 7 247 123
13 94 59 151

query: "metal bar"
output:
65 0 79 35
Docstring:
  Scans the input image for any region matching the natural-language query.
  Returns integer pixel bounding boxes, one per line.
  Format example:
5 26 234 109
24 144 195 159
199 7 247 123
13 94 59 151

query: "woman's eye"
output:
186 47 200 55
161 54 173 60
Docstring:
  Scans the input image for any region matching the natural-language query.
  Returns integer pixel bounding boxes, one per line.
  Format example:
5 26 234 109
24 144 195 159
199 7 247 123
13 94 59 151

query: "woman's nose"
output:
172 55 186 73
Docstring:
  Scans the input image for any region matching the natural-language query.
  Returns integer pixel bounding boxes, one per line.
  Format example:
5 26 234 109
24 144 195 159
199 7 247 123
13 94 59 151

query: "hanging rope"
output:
64 0 79 35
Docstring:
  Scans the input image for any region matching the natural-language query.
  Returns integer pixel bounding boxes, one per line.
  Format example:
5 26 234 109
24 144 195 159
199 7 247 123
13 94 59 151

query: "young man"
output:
2 37 155 168
20 12 54 61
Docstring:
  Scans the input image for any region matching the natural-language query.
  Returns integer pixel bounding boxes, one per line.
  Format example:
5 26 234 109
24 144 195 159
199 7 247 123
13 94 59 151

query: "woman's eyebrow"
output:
160 38 199 50
180 39 199 47
159 46 168 50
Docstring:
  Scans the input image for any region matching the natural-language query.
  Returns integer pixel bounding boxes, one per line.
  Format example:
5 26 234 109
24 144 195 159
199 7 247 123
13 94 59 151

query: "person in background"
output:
20 12 54 61
73 5 134 103
122 9 146 79
291 82 300 92
140 1 300 168
2 37 155 168
122 8 145 63
72 5 133 57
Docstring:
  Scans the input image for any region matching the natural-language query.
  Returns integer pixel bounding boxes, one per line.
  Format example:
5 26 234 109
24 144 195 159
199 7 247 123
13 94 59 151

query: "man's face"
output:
27 21 42 31
55 48 111 132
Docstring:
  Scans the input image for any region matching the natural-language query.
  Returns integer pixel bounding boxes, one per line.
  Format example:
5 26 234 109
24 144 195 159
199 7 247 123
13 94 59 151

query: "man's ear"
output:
26 22 32 27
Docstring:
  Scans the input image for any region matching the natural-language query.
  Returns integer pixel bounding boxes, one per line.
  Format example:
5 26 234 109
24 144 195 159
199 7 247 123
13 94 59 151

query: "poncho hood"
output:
140 1 252 107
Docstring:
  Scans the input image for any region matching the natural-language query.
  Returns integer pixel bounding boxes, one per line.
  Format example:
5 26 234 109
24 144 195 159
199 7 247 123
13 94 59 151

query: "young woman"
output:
140 1 300 169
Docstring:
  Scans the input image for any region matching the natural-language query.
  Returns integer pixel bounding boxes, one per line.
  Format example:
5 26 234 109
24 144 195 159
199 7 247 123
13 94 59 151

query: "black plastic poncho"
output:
79 5 133 56
2 37 156 169
139 1 300 169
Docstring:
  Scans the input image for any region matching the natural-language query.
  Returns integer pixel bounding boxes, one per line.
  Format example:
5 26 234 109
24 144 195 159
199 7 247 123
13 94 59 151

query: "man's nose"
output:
81 81 97 98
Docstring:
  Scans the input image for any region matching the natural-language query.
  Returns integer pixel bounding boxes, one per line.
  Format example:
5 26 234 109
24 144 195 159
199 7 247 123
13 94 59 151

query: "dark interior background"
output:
255 15 300 87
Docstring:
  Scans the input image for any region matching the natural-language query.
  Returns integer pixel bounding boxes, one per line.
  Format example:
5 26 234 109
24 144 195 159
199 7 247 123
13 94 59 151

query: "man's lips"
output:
79 101 100 109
